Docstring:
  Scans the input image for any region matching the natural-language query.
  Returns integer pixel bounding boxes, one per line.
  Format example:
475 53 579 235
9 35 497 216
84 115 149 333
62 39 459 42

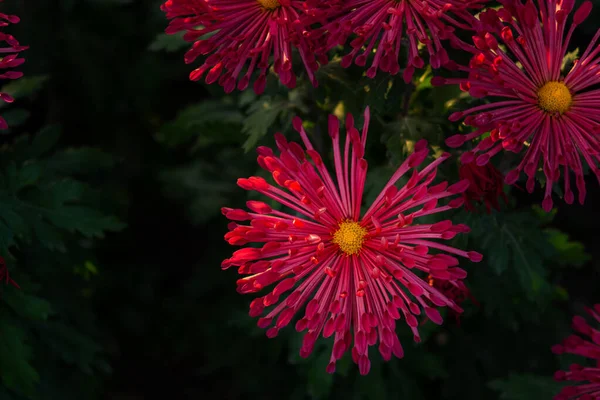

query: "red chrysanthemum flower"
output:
161 0 325 94
440 0 599 212
0 4 27 129
0 256 19 288
459 161 508 213
552 304 600 400
221 107 482 375
310 0 487 82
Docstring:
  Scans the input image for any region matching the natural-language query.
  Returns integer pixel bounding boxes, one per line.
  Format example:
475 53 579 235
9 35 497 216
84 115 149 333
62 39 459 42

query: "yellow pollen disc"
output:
537 81 572 114
332 221 368 256
257 0 280 10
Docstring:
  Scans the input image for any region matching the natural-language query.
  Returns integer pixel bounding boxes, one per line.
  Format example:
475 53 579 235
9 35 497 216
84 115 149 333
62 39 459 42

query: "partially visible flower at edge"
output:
221 107 482 375
459 161 508 213
0 256 19 289
161 0 326 94
0 4 27 129
436 0 600 212
552 304 600 400
309 0 488 83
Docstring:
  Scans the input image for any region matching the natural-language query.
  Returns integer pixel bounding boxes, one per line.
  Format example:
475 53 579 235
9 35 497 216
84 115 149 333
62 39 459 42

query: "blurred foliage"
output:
0 0 598 399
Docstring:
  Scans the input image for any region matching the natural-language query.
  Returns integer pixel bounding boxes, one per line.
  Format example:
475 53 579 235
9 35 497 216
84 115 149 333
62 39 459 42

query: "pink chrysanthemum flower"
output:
440 0 599 212
552 304 600 400
221 107 482 375
0 4 27 129
310 0 487 82
161 0 324 94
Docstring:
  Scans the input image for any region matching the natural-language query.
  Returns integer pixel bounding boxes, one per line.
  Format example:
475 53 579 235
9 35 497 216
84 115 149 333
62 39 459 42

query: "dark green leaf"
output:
489 374 566 400
0 318 39 398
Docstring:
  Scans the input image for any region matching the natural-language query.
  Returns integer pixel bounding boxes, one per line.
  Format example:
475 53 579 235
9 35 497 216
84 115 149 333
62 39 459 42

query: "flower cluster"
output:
158 0 600 386
162 0 486 91
222 108 482 374
552 305 600 400
0 4 27 129
311 0 487 82
439 0 599 211
161 0 325 94
162 0 600 209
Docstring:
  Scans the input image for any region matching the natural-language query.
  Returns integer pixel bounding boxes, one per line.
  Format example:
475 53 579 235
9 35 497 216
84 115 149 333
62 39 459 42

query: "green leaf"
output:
0 318 39 398
2 289 53 321
545 228 591 267
43 205 125 238
462 208 555 303
25 126 62 160
489 374 566 400
37 322 104 375
0 130 124 252
156 100 244 149
159 153 243 224
44 148 116 175
148 32 188 53
561 48 580 71
242 96 290 152
2 109 31 128
0 219 15 254
0 76 48 104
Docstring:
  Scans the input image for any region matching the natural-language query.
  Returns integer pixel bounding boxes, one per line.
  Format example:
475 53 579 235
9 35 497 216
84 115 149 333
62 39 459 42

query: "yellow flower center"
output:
332 221 367 256
537 81 572 114
257 0 280 10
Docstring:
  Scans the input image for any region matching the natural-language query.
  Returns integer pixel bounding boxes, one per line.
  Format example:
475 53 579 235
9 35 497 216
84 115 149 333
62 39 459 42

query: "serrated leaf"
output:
545 228 591 267
0 132 123 252
44 206 124 238
3 289 53 321
242 96 289 152
463 209 554 303
37 322 103 374
156 100 244 148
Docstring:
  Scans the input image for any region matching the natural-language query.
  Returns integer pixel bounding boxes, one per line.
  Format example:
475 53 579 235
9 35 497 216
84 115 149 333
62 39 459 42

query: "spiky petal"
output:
309 0 487 82
552 304 600 400
440 0 600 212
222 107 482 375
0 3 27 129
161 0 325 94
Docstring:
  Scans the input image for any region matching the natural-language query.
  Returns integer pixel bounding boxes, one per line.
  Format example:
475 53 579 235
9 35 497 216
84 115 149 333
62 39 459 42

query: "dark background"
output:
0 1 598 399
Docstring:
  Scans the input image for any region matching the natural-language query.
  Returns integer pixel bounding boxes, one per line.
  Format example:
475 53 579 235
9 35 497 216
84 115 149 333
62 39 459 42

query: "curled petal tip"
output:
574 1 593 24
292 116 303 133
446 134 466 148
467 251 483 262
542 197 554 213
